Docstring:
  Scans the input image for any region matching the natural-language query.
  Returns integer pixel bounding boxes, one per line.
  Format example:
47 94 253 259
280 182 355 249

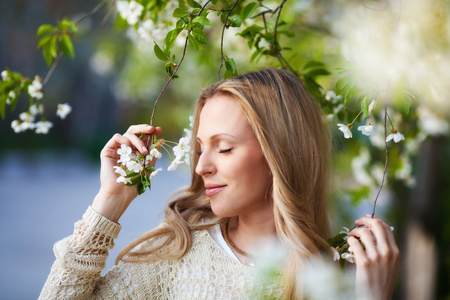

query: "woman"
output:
40 67 399 299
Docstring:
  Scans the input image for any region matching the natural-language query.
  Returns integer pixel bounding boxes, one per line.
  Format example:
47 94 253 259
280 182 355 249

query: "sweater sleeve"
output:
39 206 122 300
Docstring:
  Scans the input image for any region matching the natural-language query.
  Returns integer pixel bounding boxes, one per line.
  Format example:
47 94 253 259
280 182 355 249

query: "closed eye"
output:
219 148 233 153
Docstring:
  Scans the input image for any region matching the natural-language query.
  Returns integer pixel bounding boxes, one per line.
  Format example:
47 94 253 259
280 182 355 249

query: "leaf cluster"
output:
0 69 31 119
37 18 78 66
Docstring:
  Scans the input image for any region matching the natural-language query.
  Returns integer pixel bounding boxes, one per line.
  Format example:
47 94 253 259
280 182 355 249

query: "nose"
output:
195 150 216 177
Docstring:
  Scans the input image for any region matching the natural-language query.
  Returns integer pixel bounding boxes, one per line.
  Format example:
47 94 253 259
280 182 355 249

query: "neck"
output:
227 214 277 257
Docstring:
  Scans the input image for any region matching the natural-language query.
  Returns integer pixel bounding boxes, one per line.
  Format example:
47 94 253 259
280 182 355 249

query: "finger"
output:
124 125 159 154
349 228 378 258
355 216 389 246
347 236 369 268
102 134 130 158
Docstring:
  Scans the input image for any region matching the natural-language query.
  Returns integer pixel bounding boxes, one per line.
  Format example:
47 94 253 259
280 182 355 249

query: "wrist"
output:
92 189 132 223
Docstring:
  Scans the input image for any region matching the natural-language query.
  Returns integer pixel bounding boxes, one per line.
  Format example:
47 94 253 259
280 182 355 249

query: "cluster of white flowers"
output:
137 20 166 42
10 102 72 134
330 225 394 265
10 104 51 134
28 76 43 99
117 1 144 25
1 70 9 81
117 1 176 45
56 103 72 119
168 116 193 171
114 144 163 184
114 116 193 191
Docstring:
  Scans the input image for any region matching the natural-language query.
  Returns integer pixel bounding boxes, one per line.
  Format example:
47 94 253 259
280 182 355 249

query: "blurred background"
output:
1 0 449 299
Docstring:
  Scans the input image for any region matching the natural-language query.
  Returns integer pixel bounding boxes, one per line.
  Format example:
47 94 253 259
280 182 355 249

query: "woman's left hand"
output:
347 216 400 300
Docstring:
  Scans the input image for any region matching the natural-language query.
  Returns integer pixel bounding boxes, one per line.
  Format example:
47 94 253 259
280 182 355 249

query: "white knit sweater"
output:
39 206 283 299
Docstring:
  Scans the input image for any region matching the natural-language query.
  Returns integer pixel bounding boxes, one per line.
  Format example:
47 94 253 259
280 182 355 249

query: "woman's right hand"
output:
92 125 162 223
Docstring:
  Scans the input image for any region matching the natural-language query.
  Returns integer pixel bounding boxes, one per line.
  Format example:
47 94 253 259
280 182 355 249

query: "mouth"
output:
204 185 226 197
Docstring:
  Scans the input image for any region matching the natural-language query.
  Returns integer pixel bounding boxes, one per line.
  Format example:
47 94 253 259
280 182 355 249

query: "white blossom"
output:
113 166 127 177
19 112 34 123
168 158 182 171
35 120 53 134
137 20 166 42
29 104 43 116
1 70 9 81
117 1 144 25
358 123 374 136
331 247 340 261
126 160 143 173
11 120 22 133
337 123 352 139
341 252 355 264
386 130 405 143
6 91 15 105
28 76 43 99
149 167 162 179
117 145 133 163
117 175 132 184
56 103 72 119
325 90 336 101
149 148 162 159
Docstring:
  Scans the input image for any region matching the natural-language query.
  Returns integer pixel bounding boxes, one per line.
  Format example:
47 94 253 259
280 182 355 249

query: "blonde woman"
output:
40 68 400 299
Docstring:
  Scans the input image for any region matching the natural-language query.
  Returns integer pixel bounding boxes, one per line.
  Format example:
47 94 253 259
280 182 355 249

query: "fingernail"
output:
142 146 148 152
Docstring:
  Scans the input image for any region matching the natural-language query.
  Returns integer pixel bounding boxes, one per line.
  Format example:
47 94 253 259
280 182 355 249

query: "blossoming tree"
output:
1 0 450 297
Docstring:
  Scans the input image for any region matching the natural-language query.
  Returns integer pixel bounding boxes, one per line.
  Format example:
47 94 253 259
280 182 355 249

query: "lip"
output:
204 185 226 197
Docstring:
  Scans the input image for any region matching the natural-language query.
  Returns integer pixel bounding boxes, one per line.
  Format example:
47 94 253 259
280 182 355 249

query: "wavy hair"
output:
116 67 331 299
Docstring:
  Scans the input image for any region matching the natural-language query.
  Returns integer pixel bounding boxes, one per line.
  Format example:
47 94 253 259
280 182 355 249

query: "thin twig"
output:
217 0 240 81
101 0 117 26
76 0 111 25
42 0 112 86
273 0 287 46
43 52 63 86
372 101 390 218
150 1 212 126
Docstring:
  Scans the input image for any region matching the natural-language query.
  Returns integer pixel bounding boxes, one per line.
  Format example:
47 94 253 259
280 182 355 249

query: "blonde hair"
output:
117 67 331 299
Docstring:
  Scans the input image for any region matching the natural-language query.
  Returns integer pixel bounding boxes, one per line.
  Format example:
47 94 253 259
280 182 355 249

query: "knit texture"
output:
39 207 283 299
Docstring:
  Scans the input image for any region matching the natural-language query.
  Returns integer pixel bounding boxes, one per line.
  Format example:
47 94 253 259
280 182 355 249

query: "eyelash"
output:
219 148 233 153
196 148 233 156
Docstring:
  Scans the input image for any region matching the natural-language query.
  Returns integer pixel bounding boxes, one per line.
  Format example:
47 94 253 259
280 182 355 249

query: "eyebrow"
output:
196 133 239 144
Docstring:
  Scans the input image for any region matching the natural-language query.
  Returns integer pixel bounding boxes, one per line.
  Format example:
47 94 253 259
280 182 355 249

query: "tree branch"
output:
372 101 390 218
217 0 240 81
150 1 212 127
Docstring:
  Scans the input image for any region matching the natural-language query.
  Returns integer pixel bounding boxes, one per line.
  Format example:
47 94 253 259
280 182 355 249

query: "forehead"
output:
197 94 253 140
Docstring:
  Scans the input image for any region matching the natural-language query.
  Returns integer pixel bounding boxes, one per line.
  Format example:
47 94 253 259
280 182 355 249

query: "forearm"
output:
39 206 121 299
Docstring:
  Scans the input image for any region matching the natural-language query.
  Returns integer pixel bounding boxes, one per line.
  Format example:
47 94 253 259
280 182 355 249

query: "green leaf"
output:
173 7 188 18
242 2 258 21
360 95 370 117
304 60 325 70
343 86 362 109
224 58 238 77
210 0 218 4
163 28 183 56
193 16 213 26
304 68 330 78
188 33 203 50
187 0 202 8
335 76 349 96
229 16 242 27
153 42 169 61
37 35 52 49
37 24 55 37
59 34 75 58
0 93 6 119
192 27 207 44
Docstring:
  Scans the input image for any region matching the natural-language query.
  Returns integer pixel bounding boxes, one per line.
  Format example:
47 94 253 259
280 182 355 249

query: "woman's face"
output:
195 94 273 219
